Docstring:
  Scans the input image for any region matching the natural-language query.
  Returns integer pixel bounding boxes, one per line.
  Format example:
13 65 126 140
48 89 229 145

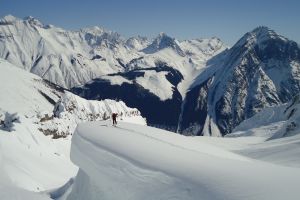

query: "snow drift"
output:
68 121 300 200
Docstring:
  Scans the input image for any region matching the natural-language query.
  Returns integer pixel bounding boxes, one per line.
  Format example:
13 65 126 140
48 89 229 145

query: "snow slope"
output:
68 121 300 200
0 59 61 115
0 144 51 200
0 60 75 199
76 35 226 102
0 59 146 199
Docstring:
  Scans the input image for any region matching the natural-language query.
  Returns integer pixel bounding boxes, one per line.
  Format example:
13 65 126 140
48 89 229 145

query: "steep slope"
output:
0 58 62 115
179 26 300 136
0 58 77 195
0 59 145 198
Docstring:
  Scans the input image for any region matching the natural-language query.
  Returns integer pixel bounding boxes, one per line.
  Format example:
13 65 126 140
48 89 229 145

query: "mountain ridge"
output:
178 26 300 136
0 15 227 89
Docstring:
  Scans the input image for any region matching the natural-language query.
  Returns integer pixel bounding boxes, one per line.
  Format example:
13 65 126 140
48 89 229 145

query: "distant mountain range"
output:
0 15 225 89
1 15 300 135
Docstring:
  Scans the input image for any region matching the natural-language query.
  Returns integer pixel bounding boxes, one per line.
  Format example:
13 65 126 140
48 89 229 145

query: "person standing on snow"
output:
112 113 118 125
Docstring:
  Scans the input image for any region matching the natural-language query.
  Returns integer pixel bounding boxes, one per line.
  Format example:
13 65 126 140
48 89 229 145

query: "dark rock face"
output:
71 65 184 131
178 78 212 135
178 27 300 136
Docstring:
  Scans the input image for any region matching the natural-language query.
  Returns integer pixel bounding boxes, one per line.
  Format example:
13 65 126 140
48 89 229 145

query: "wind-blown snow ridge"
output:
68 121 300 200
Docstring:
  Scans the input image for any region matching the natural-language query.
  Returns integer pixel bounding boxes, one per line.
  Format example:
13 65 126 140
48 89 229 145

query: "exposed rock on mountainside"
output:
179 27 300 136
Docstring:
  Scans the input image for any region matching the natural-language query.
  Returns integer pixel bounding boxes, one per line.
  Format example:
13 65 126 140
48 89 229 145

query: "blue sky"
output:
0 0 299 45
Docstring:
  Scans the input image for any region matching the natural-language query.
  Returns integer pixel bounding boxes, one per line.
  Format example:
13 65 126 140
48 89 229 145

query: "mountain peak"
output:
251 26 271 33
23 16 44 27
125 35 149 50
155 32 173 41
0 14 19 24
81 26 105 34
235 26 288 48
250 26 283 40
143 32 184 55
157 32 168 38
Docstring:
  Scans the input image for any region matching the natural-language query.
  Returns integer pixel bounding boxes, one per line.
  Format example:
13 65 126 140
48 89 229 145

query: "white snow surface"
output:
0 58 76 199
1 58 300 199
49 91 146 136
101 75 132 85
0 59 146 199
135 70 174 100
0 59 60 115
68 121 300 200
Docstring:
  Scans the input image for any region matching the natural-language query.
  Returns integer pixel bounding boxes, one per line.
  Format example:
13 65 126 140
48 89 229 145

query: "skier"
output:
112 113 118 126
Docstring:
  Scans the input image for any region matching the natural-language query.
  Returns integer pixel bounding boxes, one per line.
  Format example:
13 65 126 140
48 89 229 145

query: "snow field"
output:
68 121 300 200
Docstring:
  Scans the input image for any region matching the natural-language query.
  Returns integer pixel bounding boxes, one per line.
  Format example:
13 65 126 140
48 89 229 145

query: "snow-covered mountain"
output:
178 26 300 136
0 15 227 90
2 52 300 200
3 14 300 137
0 14 228 131
3 13 300 200
0 59 145 198
73 26 300 134
142 32 185 56
69 33 225 130
70 34 226 131
125 35 150 50
0 15 134 88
